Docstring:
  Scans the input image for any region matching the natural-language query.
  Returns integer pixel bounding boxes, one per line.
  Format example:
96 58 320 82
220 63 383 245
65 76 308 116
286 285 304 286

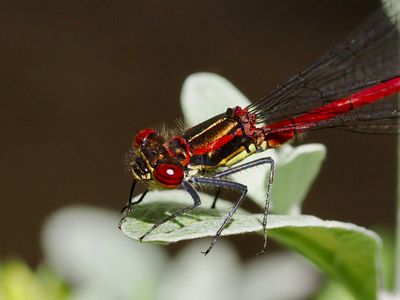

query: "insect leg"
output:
139 180 201 241
120 180 137 213
119 182 148 229
211 188 221 209
212 157 275 255
214 157 275 178
191 176 247 255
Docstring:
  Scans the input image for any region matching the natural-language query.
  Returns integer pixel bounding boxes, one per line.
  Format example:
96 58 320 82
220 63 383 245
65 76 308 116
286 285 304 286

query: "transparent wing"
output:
248 4 400 133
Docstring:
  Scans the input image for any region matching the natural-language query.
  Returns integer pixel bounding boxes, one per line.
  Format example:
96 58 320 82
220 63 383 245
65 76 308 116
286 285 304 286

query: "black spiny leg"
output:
211 188 221 209
192 177 247 255
257 158 275 255
139 181 201 241
210 157 275 255
119 180 137 214
118 181 148 229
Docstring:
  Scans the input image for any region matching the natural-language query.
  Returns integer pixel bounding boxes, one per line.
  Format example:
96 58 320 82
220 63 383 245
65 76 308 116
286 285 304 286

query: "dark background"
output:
1 0 396 264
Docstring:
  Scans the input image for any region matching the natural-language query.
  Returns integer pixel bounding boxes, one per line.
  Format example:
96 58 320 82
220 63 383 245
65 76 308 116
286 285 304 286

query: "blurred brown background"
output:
1 0 396 265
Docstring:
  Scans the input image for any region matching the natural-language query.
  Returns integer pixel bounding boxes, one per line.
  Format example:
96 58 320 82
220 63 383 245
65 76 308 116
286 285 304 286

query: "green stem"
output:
383 0 400 294
396 133 400 294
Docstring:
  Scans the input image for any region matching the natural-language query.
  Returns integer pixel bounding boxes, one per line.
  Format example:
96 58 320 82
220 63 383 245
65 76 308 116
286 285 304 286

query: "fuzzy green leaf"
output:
121 191 380 300
270 143 326 214
181 72 251 126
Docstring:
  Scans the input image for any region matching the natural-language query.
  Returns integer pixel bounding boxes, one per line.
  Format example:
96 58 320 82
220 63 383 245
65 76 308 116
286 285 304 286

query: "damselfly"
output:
119 4 400 255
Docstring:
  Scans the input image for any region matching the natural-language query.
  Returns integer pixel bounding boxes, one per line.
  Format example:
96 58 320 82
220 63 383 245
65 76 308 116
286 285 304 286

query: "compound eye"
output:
154 164 184 187
134 128 156 148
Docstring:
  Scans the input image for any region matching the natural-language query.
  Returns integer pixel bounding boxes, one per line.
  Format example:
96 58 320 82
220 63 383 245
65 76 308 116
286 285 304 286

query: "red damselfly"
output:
119 4 400 255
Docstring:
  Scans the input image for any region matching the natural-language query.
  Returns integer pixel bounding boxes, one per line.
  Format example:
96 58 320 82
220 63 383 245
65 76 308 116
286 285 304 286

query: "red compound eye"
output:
134 128 156 148
154 164 184 187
